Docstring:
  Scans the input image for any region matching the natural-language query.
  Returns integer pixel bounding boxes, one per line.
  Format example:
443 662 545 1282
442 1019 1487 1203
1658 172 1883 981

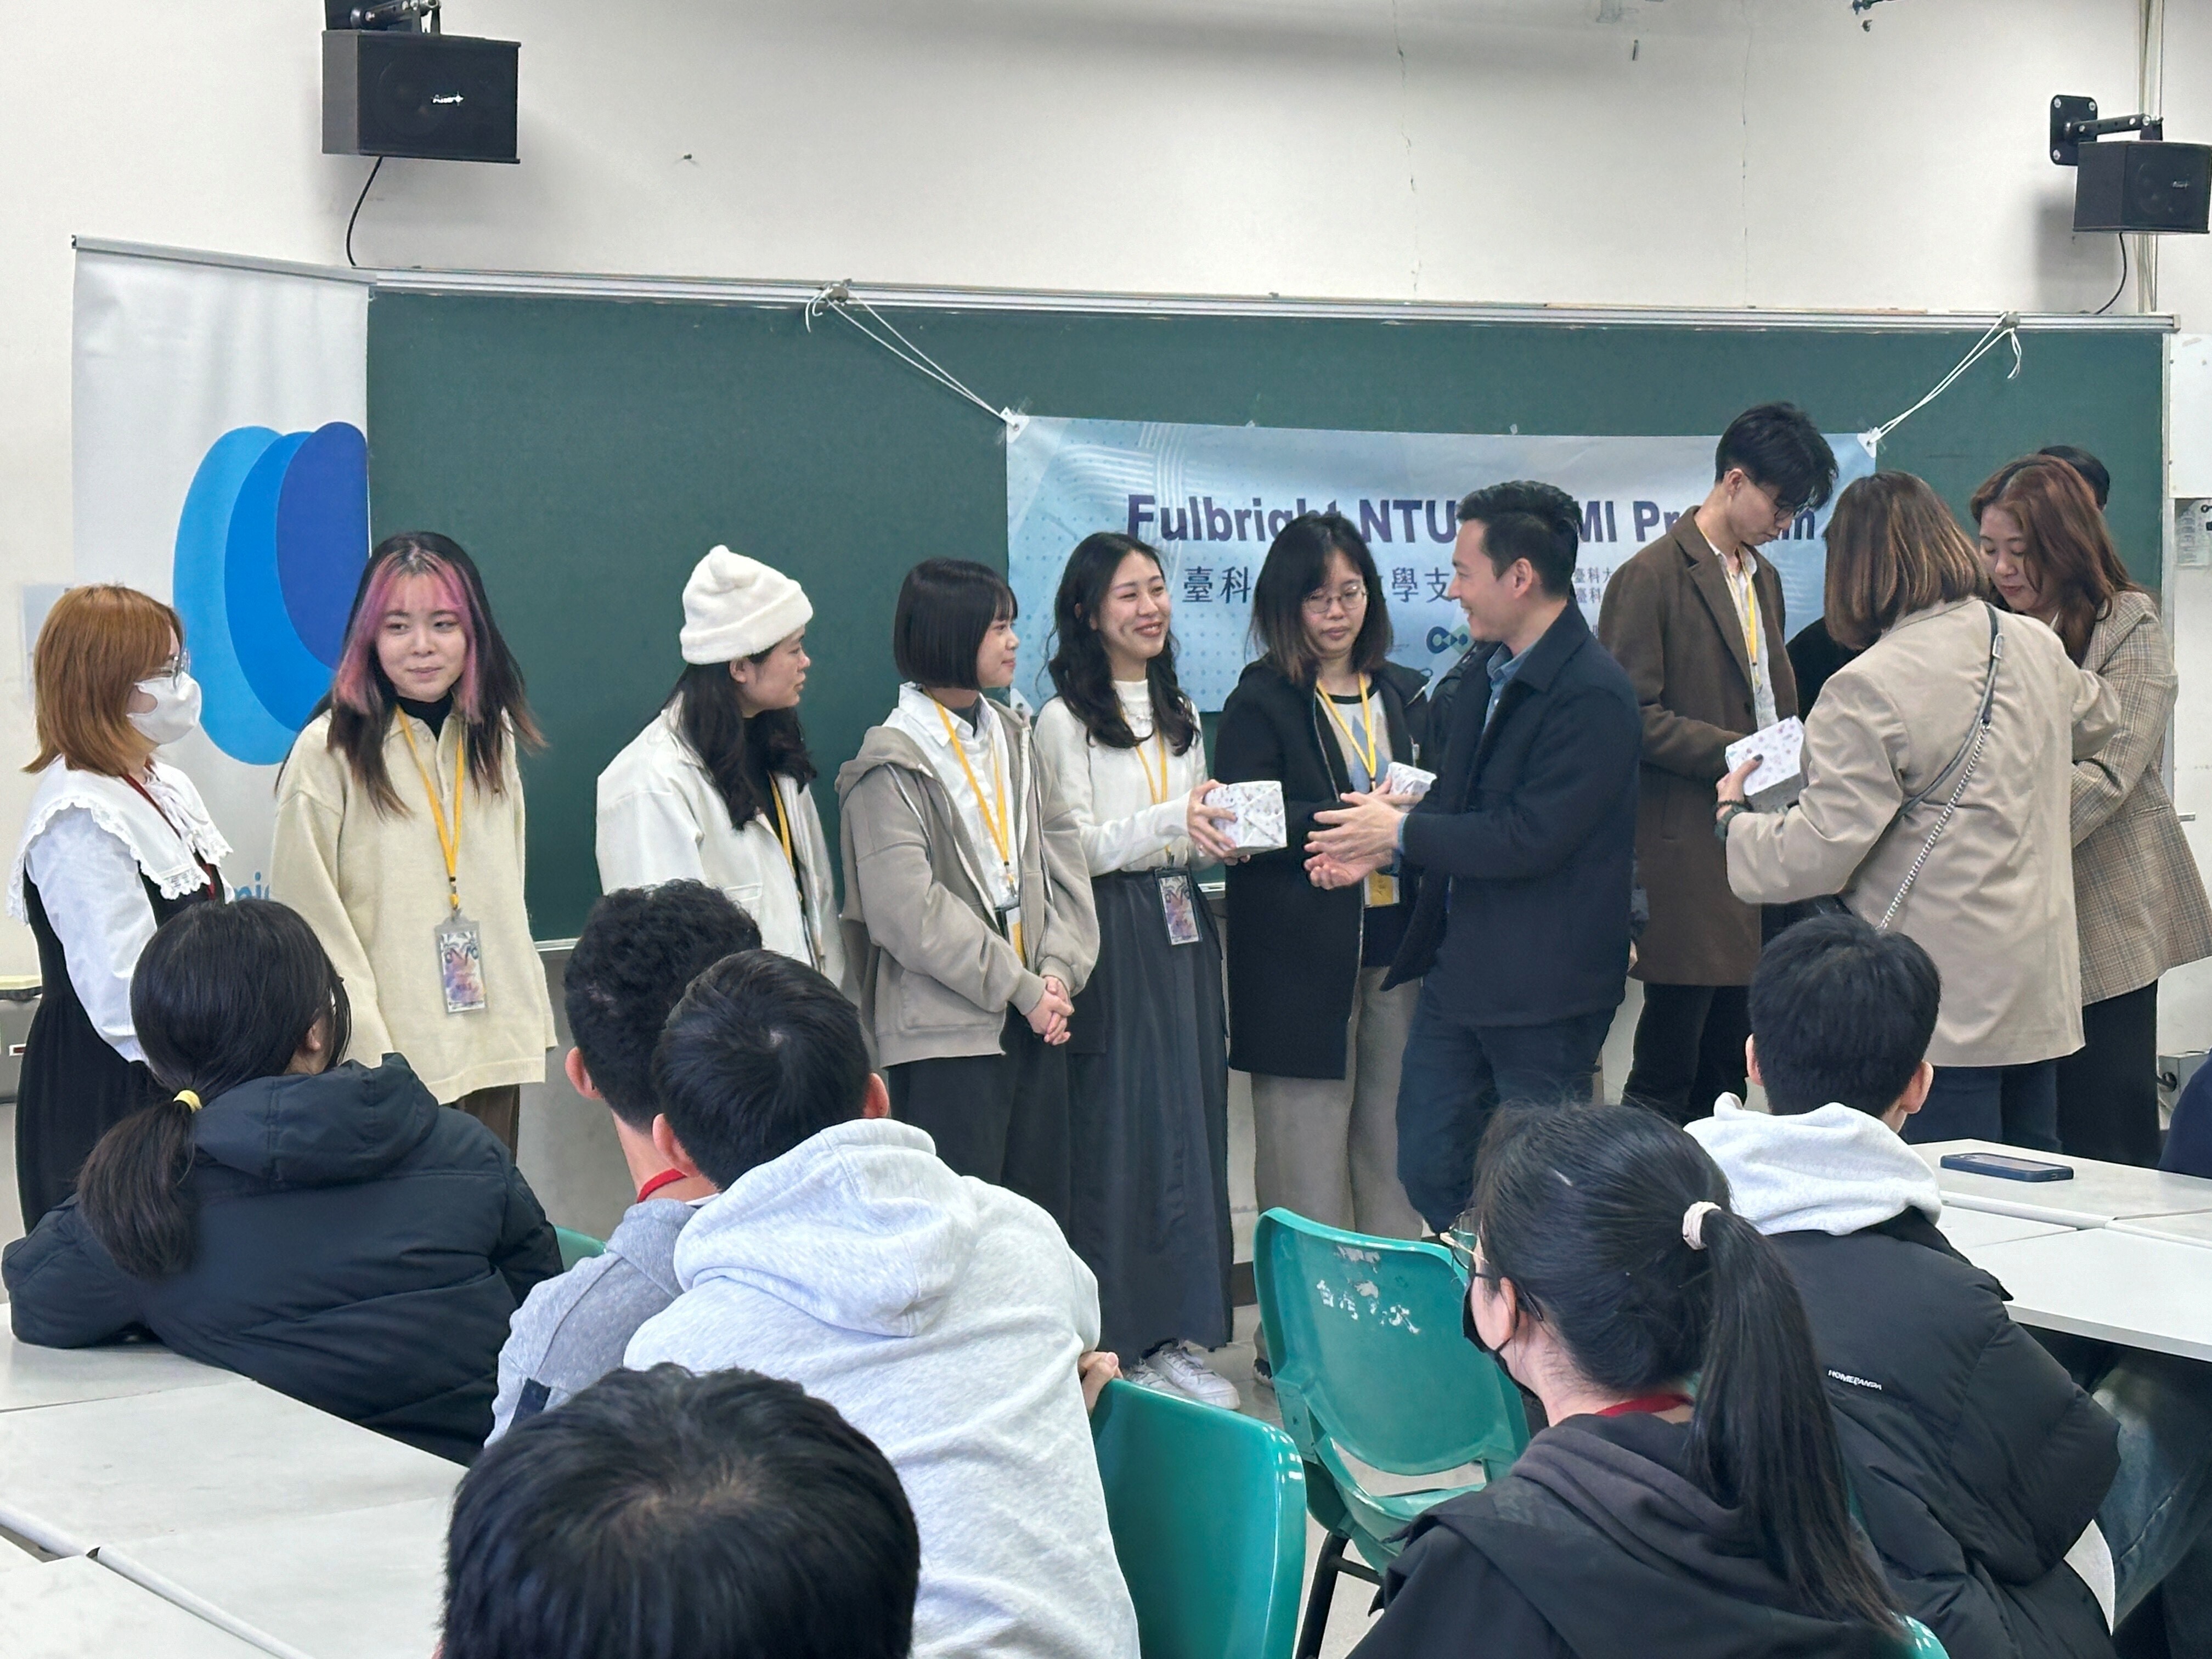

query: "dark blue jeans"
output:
1906 1059 2061 1152
1395 976 1614 1231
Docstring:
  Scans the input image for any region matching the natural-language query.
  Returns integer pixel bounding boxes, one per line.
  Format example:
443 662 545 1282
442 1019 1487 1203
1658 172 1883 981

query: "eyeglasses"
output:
1301 584 1369 617
149 650 191 689
1437 1224 1500 1284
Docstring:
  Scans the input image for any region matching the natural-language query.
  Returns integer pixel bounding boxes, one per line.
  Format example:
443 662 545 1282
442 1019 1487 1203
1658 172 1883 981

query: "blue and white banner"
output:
74 247 370 898
1008 417 1876 712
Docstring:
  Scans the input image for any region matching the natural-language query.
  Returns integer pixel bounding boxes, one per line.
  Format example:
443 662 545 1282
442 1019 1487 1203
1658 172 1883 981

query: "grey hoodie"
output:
1686 1096 1942 1235
625 1117 1137 1659
486 1195 696 1444
836 704 1099 1067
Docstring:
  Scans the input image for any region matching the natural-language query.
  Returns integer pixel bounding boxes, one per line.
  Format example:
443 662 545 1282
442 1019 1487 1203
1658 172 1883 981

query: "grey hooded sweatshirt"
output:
625 1117 1137 1659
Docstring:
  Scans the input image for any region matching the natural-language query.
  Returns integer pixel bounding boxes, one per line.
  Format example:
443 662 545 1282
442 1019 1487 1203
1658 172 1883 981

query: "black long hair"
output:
1044 533 1199 754
321 532 544 815
1250 512 1392 687
75 900 352 1279
667 662 817 834
1470 1104 1900 1633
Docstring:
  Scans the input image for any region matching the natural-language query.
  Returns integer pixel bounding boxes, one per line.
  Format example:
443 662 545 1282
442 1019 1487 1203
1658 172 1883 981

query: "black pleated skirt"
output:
1067 869 1233 1362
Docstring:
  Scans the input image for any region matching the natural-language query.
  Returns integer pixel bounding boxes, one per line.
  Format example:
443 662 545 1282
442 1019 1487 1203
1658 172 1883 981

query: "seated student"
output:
446 1364 919 1659
625 950 1139 1659
1356 1103 1908 1659
1692 913 2212 1659
2 900 559 1463
487 879 761 1443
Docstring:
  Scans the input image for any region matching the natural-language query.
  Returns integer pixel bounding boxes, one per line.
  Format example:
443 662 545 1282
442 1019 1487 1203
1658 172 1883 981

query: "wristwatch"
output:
1713 801 1749 841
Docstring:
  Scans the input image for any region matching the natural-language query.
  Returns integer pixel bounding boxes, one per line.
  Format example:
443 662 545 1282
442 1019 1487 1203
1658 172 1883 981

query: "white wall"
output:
4 0 2210 975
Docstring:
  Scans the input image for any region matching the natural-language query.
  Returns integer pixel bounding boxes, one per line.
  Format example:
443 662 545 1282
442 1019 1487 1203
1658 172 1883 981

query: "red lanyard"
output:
636 1168 690 1203
121 774 217 896
1596 1392 1693 1418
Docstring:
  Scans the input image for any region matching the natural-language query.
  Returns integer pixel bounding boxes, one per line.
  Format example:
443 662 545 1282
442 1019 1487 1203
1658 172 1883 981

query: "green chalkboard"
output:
364 293 2164 940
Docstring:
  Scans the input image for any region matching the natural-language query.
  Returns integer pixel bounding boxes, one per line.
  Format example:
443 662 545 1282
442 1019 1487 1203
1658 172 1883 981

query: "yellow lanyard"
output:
766 778 823 971
396 714 466 913
1130 726 1170 806
1725 557 1763 673
931 701 1020 958
1316 677 1380 788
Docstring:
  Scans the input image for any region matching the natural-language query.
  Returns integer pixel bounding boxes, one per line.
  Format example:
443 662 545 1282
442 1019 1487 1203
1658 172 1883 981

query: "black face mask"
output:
1463 1280 1494 1354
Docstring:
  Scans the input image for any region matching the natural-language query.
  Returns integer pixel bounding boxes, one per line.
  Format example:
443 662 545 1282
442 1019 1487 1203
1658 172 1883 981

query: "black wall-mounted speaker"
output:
2074 141 2210 234
323 30 518 163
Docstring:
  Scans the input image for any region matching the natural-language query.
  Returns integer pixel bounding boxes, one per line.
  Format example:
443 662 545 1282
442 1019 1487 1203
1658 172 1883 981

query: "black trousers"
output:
2056 982 2161 1167
885 1009 1071 1229
1622 983 1750 1127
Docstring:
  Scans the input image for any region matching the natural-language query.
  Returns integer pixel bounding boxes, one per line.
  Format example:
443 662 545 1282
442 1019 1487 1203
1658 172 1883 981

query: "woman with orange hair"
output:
9 585 228 1224
1973 455 2212 1165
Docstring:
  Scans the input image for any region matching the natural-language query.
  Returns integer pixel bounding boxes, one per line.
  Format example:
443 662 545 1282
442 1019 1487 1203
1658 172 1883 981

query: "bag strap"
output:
1877 603 2002 933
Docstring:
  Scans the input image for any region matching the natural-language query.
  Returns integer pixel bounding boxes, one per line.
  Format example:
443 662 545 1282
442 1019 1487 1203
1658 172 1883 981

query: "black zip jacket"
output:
3 1058 560 1463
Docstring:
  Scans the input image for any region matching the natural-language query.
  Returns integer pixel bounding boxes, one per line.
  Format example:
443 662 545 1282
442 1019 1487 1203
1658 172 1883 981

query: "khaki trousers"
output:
456 1085 521 1155
1250 967 1423 1240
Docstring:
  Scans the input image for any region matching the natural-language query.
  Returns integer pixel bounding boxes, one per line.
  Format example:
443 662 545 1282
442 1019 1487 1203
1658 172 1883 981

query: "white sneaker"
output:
1128 1359 1182 1397
1146 1342 1242 1411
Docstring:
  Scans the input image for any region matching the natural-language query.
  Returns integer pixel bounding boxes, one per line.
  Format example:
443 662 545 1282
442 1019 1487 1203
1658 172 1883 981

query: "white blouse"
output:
1034 683 1207 876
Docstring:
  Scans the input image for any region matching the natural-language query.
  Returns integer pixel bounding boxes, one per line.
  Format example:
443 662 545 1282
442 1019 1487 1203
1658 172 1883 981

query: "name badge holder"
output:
1155 866 1203 947
399 716 488 1015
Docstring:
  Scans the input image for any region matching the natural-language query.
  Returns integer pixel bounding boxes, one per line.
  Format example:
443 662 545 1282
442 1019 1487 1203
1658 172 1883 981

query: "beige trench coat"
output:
2069 589 2212 1004
1725 600 2117 1069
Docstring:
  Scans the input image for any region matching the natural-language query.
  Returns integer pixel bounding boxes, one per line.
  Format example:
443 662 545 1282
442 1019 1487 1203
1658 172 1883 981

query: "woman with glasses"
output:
9 586 228 1225
1216 512 1427 1242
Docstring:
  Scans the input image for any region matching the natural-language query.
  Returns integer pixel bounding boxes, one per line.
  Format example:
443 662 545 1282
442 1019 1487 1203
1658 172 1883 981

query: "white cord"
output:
1863 313 2023 451
804 281 1026 435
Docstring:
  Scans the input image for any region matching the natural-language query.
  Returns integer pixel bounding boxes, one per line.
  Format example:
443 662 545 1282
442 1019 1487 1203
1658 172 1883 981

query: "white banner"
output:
72 250 370 897
1008 417 1876 712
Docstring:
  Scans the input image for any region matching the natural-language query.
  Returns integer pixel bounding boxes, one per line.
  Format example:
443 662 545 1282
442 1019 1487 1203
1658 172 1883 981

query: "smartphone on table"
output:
1938 1152 2074 1183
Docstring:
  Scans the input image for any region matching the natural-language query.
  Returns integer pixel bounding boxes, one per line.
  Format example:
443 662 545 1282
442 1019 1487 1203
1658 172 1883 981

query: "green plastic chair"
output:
1090 1378 1306 1659
1252 1208 1530 1659
1904 1617 1948 1657
554 1227 605 1271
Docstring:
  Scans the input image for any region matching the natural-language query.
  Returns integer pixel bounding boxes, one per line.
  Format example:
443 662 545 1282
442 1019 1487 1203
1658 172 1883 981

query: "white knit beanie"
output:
679 547 814 664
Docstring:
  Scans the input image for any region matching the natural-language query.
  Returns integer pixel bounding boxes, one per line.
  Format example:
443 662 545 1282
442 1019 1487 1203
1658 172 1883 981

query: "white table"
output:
1915 1139 2212 1227
0 1378 458 1558
1 1555 271 1657
1959 1227 2212 1363
2109 1211 2212 1248
100 1497 452 1659
1933 1207 2075 1249
1 1335 232 1415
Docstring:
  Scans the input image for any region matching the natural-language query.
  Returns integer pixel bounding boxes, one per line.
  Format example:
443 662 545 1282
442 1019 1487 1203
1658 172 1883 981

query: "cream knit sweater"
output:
272 710 555 1102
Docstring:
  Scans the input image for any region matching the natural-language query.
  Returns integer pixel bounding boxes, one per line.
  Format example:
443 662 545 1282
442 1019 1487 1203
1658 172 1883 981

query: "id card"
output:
437 911 488 1014
996 900 1024 963
1365 870 1400 909
1155 867 1203 947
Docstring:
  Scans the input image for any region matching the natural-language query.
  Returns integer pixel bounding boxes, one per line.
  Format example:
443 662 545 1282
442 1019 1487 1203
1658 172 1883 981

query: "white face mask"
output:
129 672 203 747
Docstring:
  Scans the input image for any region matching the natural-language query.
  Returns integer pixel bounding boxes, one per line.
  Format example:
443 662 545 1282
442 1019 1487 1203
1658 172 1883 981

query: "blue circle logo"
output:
172 423 369 764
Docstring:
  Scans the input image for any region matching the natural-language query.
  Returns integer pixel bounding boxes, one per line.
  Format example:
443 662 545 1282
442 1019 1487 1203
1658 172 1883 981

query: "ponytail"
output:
76 900 349 1280
1471 1104 1900 1636
76 1088 201 1278
1690 1207 1897 1629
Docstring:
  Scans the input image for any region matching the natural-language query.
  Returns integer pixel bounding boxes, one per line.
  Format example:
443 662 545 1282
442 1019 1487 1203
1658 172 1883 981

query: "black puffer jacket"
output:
3 1058 560 1463
1771 1212 2119 1659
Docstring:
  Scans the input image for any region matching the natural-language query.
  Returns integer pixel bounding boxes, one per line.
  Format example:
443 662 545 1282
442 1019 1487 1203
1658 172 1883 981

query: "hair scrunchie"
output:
1681 1200 1722 1251
173 1089 202 1113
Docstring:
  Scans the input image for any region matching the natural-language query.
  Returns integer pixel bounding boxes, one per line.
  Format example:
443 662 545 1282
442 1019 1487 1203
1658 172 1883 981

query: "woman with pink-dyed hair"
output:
271 532 554 1152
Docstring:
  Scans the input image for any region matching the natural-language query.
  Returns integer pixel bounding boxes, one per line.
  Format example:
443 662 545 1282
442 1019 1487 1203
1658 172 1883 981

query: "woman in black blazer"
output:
1215 513 1427 1240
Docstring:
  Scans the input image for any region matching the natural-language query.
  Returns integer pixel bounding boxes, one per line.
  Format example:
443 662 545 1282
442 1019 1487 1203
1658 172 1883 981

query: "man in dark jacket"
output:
1598 402 1835 1125
1689 914 2122 1659
1309 479 1640 1232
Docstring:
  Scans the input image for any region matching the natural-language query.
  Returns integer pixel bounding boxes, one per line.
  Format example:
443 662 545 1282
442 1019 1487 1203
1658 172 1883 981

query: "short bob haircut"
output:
1456 481 1583 600
1969 455 2140 666
1250 512 1392 686
27 585 184 779
1820 472 1990 652
892 558 1016 689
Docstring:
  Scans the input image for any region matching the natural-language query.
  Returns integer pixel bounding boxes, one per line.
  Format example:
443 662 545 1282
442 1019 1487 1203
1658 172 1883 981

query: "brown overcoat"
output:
1598 513 1797 985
